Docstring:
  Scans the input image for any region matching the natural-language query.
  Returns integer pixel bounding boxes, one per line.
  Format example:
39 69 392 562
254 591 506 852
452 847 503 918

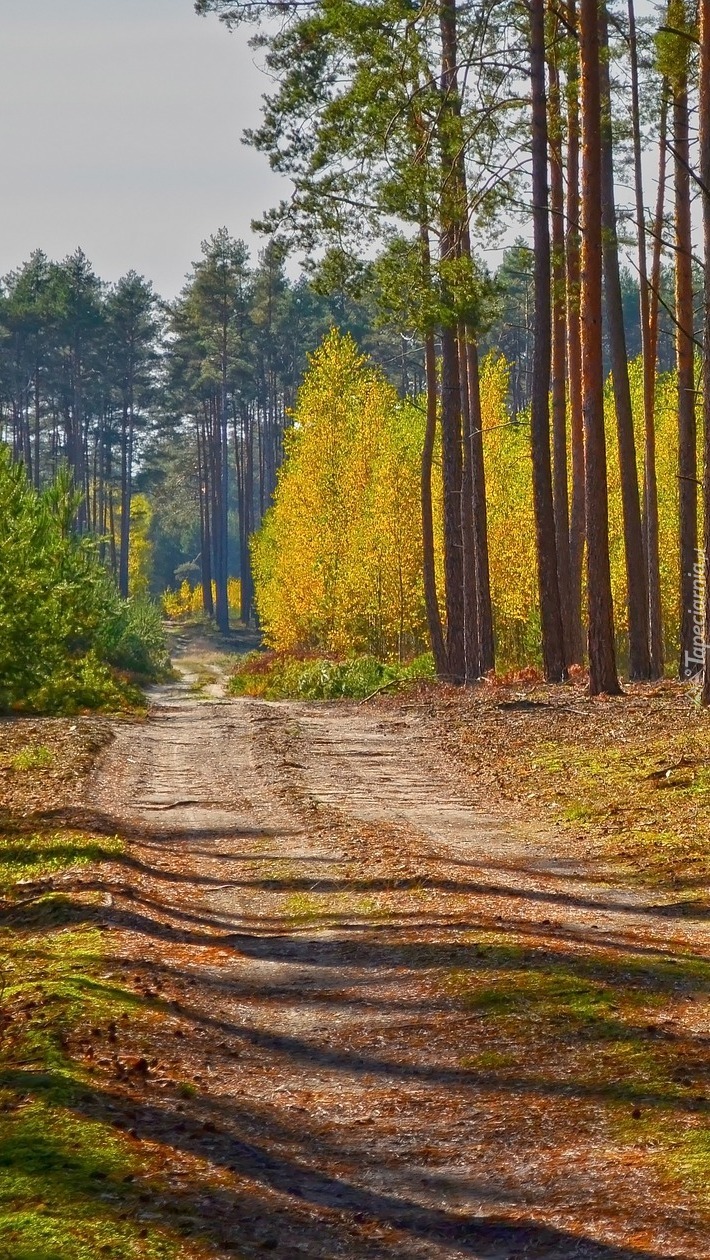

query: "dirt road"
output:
86 639 710 1259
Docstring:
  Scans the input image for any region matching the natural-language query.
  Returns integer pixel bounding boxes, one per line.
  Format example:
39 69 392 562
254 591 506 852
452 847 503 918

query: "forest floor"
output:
0 626 708 1259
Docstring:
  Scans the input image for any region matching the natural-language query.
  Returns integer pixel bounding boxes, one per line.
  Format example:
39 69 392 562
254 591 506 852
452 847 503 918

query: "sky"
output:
0 0 289 298
0 0 666 300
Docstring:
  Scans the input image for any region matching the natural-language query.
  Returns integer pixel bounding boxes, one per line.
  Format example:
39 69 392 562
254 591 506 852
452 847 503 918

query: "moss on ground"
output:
0 828 213 1259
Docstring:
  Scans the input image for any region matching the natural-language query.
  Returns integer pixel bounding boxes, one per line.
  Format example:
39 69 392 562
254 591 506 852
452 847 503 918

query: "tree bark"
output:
197 416 214 618
579 0 621 695
599 2 650 679
629 0 664 677
214 373 231 633
118 402 131 599
674 61 698 678
530 0 566 681
565 0 586 665
423 330 448 675
699 0 710 702
438 0 466 684
465 339 495 673
548 29 573 665
459 326 481 680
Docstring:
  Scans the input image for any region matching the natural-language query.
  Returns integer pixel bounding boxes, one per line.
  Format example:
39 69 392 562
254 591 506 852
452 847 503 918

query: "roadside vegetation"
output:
0 450 167 716
0 721 214 1259
229 648 434 700
432 678 710 895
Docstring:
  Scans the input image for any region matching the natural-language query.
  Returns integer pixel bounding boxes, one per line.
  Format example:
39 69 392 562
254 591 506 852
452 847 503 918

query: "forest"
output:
2 0 709 708
1 1 710 1258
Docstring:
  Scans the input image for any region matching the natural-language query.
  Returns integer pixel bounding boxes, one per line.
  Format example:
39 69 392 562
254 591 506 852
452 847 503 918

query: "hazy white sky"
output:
0 0 289 297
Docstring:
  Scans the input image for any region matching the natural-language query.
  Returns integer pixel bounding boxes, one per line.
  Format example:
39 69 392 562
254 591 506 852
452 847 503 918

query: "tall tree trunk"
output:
423 329 447 675
698 0 710 702
579 0 621 695
118 402 131 599
440 324 466 683
34 369 41 490
459 325 481 680
438 0 466 684
548 28 573 665
530 0 566 681
465 339 495 672
599 2 650 679
630 0 664 677
214 376 230 633
448 122 495 675
242 404 255 624
673 57 698 678
565 0 586 664
197 417 214 618
419 221 447 675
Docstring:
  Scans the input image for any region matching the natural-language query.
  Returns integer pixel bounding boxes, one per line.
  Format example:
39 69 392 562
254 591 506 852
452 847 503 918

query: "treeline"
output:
0 237 426 624
198 0 710 697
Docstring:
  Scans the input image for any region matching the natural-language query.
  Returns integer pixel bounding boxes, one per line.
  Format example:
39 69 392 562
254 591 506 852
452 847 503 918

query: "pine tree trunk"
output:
438 0 466 684
197 417 214 618
215 378 230 633
565 0 586 665
119 402 131 599
548 33 573 665
242 404 255 624
440 324 466 683
579 0 621 695
629 0 664 678
530 0 566 681
459 326 481 680
465 339 495 673
423 330 447 675
34 369 41 491
699 0 710 702
599 3 650 679
674 68 698 678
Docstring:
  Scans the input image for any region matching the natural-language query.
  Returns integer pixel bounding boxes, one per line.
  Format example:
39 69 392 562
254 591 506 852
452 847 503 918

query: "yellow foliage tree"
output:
127 495 154 600
252 330 431 658
162 578 242 619
251 329 694 676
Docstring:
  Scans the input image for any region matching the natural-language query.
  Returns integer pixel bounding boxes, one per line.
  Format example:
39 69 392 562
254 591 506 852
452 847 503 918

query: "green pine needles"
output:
0 448 167 714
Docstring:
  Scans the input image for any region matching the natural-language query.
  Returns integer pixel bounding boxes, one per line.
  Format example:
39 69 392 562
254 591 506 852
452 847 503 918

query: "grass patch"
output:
447 933 710 1206
8 746 54 773
0 1104 183 1260
0 917 192 1258
446 684 710 893
230 651 434 701
527 737 710 888
0 828 210 1259
282 893 328 923
0 828 122 892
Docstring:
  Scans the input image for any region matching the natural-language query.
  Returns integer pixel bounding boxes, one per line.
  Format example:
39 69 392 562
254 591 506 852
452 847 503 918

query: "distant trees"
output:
0 238 420 619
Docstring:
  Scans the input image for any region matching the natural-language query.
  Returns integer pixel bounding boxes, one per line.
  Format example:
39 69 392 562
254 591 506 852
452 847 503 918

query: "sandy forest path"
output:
86 631 710 1260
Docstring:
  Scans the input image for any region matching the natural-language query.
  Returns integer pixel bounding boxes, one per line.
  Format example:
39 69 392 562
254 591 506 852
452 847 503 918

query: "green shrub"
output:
97 599 169 678
0 448 166 713
230 651 434 700
9 745 54 772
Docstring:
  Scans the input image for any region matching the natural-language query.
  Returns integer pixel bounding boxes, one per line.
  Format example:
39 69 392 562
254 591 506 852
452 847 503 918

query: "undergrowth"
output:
229 651 435 700
0 825 206 1258
448 932 710 1208
530 737 710 888
0 451 168 715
